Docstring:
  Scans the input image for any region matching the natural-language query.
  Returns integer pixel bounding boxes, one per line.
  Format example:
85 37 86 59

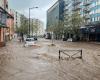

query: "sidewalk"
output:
90 42 100 45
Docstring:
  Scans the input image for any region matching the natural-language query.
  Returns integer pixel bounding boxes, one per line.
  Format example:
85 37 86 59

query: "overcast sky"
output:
8 0 58 28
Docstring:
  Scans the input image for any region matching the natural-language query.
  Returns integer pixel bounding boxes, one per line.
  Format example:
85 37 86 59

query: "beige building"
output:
0 0 13 47
32 19 45 36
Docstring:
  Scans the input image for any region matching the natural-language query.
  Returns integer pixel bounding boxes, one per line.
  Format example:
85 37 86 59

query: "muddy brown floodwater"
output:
0 38 100 80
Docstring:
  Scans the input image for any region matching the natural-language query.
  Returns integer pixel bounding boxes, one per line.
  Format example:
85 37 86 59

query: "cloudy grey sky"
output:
8 0 58 28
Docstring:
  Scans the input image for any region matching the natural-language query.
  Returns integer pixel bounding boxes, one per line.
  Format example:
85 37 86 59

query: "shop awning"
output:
0 7 14 19
80 27 89 33
0 22 8 28
80 21 100 34
0 7 14 28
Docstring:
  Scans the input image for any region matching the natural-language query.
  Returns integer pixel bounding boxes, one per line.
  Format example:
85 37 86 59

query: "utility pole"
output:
29 7 38 37
32 19 33 36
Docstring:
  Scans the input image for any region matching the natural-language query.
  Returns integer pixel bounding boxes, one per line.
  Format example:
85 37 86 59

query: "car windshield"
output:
26 39 34 41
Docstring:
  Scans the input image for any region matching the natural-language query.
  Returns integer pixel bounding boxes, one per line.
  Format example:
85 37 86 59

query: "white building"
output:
13 11 21 31
31 18 45 36
37 20 44 36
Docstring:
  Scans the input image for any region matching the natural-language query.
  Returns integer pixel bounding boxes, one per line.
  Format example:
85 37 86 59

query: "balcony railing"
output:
64 2 69 6
73 0 81 6
83 7 91 13
83 0 92 6
64 6 69 11
72 5 81 11
84 14 90 19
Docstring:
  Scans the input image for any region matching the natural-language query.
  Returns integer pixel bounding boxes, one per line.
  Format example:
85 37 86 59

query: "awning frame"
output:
0 7 14 19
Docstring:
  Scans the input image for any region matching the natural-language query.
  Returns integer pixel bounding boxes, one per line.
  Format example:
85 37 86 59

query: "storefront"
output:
80 22 100 42
0 7 13 47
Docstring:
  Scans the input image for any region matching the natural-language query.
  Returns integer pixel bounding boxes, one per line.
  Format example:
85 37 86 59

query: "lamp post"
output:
29 7 38 37
32 19 34 36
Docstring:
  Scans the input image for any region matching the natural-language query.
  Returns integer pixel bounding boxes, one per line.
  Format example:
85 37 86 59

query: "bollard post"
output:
80 50 82 59
59 50 60 60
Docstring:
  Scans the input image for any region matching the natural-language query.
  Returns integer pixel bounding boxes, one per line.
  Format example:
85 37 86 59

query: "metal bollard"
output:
59 50 61 60
80 50 82 59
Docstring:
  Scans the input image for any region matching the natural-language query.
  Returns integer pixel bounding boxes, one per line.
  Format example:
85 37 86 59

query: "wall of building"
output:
64 0 100 25
47 1 59 30
47 0 65 30
0 0 7 46
13 11 21 29
90 0 100 22
0 0 4 8
37 20 44 36
6 9 14 40
31 18 45 36
59 0 64 20
0 0 14 46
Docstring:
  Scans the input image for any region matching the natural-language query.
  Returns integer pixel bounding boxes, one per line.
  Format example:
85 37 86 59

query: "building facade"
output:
0 0 13 46
90 0 100 23
6 9 14 41
47 1 59 30
47 0 64 31
13 11 21 31
64 0 100 41
36 20 44 36
31 18 44 36
64 0 73 27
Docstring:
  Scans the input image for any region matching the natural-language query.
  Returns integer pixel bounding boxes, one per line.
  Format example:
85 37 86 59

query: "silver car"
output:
24 38 36 47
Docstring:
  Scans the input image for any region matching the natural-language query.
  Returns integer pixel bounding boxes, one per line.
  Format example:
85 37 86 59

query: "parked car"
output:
63 38 68 41
27 35 38 41
33 36 37 41
45 33 51 39
67 38 73 42
24 38 36 47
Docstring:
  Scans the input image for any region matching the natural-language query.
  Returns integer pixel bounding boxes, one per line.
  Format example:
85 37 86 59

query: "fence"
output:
59 49 82 60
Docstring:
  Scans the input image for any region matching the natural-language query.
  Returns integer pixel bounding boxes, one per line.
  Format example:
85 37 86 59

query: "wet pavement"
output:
0 38 100 80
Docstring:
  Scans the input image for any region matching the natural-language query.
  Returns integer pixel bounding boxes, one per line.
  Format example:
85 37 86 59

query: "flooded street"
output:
0 38 100 80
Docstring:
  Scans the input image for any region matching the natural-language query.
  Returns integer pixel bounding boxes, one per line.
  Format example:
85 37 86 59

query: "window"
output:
0 12 2 22
92 18 95 22
95 17 97 21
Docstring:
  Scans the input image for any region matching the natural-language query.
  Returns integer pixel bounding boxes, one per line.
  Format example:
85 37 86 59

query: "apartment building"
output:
82 0 100 41
90 0 100 22
64 0 100 41
64 0 73 27
31 18 44 36
13 11 21 31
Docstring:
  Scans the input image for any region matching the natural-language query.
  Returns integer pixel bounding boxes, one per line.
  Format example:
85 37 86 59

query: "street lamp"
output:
29 7 38 36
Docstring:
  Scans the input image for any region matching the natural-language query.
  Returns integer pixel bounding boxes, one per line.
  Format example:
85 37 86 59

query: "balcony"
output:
73 0 81 6
83 7 91 13
83 0 92 6
72 5 81 11
64 12 69 16
64 6 69 11
85 14 90 19
64 2 69 7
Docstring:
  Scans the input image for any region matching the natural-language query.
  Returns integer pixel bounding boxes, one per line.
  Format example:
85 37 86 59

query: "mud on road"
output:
0 39 100 80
